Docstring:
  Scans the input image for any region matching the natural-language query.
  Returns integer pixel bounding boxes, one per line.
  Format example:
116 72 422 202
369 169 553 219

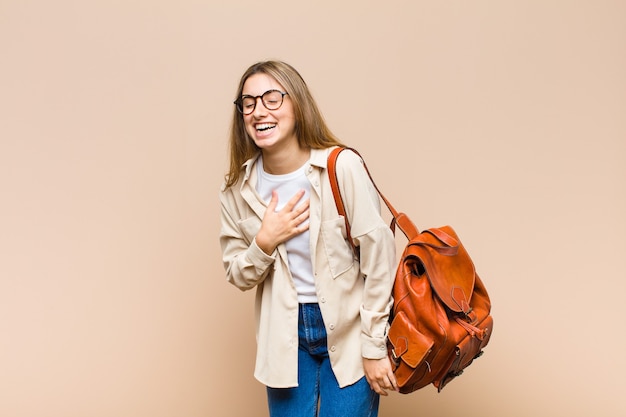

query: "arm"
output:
219 191 276 291
334 151 398 394
219 187 310 291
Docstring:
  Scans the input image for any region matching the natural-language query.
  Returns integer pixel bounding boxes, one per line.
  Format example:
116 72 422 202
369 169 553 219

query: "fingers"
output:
278 190 310 228
385 363 398 392
363 358 397 396
370 380 389 396
267 190 280 212
292 202 310 225
270 189 309 218
257 190 310 253
282 189 307 212
373 376 395 396
390 373 399 392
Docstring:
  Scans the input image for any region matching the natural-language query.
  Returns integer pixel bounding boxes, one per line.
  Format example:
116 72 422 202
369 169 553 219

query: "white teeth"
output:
256 123 276 131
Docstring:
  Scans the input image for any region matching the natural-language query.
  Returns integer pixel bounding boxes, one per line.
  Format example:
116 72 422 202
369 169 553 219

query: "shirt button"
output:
329 324 335 330
308 166 313 173
330 346 336 352
320 297 326 303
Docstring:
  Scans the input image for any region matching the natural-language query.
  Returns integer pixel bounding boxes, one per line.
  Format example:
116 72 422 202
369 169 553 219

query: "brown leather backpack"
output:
328 147 493 393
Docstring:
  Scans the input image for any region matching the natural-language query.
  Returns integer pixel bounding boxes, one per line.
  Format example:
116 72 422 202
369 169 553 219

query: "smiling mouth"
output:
256 123 276 132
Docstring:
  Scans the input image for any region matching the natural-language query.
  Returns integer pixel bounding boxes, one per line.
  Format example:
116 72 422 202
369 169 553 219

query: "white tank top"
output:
256 157 317 303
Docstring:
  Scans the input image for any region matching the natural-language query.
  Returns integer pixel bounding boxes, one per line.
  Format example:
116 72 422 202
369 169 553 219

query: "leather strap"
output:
327 147 420 254
327 147 353 245
415 229 459 256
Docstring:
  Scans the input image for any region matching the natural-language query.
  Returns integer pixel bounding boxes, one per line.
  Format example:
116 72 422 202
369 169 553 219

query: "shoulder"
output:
334 147 366 177
320 146 363 167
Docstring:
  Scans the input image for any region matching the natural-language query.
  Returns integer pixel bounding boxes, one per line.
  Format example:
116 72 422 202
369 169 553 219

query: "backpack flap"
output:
409 226 476 315
388 311 434 382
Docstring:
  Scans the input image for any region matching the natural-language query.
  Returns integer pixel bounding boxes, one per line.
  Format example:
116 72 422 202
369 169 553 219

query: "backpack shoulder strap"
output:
327 147 420 245
327 147 352 244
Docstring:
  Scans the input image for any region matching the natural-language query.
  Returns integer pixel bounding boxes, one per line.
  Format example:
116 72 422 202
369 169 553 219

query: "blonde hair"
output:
224 60 344 188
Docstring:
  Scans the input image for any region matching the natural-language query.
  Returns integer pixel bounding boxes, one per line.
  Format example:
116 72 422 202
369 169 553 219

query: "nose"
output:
251 97 267 117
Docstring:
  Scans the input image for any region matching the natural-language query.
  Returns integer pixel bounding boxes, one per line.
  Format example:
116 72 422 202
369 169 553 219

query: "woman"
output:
219 60 397 417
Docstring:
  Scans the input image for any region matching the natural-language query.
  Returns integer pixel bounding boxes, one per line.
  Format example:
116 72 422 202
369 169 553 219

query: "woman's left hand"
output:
363 357 398 396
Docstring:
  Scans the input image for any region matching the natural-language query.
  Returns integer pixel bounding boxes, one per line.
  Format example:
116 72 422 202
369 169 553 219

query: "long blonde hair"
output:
224 60 344 188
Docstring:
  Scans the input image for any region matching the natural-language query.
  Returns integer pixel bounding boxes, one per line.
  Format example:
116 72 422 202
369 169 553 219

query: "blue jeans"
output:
267 303 379 417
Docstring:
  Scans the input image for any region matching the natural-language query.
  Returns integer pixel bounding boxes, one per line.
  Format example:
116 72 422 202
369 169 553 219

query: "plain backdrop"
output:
1 1 624 416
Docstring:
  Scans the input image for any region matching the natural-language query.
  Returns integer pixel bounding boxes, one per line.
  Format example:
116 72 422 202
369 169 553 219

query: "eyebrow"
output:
241 90 270 96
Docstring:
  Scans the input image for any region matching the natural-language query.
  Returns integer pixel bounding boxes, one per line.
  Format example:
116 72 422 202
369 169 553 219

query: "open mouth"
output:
256 123 276 132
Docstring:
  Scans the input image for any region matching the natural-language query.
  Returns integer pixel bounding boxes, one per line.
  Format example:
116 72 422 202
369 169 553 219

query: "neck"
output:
261 145 310 175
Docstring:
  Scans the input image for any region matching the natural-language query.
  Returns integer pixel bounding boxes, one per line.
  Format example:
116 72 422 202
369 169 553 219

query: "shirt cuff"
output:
361 333 389 359
249 237 277 270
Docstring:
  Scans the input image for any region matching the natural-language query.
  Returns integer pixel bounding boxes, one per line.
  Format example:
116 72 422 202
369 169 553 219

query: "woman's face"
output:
241 73 297 153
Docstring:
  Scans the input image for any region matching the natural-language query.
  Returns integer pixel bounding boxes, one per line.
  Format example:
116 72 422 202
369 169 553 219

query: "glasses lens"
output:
240 97 257 114
262 90 284 110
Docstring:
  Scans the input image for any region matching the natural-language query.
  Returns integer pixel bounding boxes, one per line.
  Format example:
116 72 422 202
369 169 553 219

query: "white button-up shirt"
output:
219 147 396 388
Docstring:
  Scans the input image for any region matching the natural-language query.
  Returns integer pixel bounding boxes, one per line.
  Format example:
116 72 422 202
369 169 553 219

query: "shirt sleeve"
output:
219 189 276 291
334 150 396 359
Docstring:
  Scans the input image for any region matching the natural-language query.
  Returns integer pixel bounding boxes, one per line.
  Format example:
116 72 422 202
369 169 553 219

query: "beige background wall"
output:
1 1 624 416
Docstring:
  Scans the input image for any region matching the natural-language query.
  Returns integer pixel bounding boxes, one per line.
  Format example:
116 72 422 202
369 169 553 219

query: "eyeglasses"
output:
234 89 288 115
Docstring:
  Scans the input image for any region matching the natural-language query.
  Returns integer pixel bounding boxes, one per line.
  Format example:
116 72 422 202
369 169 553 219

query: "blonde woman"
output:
219 60 397 417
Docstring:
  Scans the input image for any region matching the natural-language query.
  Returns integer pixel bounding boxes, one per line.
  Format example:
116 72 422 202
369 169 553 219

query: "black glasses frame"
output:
234 89 288 115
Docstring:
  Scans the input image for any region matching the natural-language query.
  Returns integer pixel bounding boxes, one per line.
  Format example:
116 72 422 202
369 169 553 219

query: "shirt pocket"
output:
320 217 356 279
238 216 262 245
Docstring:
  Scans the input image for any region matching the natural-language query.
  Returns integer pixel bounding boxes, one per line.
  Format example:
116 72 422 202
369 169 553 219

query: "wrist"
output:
255 232 276 255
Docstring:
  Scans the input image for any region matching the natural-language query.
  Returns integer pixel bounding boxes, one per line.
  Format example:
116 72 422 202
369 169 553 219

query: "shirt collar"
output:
309 147 333 169
240 152 261 186
240 146 337 183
